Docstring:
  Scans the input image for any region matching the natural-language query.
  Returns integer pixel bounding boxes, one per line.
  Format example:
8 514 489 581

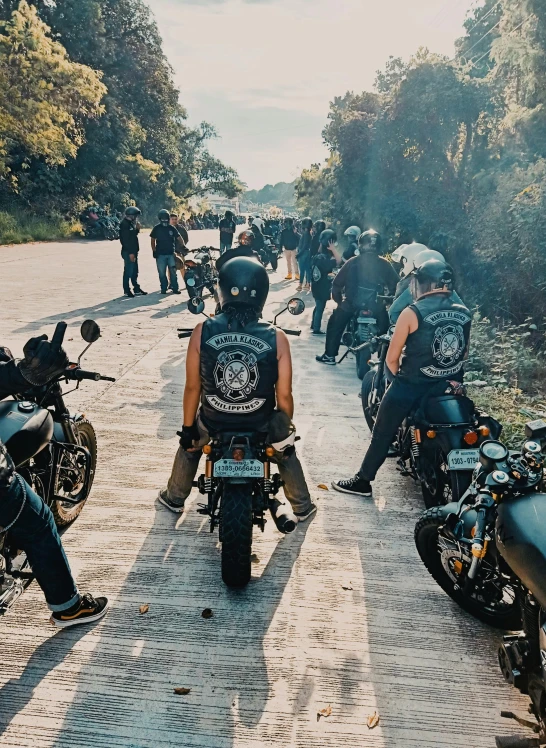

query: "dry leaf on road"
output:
317 705 332 721
139 604 149 615
201 608 213 619
317 484 329 490
173 687 191 695
341 584 353 591
367 711 380 729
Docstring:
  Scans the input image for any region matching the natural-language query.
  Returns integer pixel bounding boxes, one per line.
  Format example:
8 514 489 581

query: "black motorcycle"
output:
0 320 115 614
183 246 218 300
338 290 392 380
361 328 501 505
414 420 546 747
81 207 119 241
178 297 305 588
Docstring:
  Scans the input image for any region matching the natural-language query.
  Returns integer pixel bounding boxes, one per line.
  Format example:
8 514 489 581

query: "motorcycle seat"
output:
420 394 474 426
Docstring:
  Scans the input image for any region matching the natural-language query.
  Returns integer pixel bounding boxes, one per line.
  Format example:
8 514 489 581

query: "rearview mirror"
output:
80 319 101 344
287 297 305 316
187 297 205 315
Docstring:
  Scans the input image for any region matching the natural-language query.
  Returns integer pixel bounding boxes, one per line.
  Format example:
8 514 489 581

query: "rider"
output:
119 206 147 298
216 229 258 271
0 339 109 627
342 225 362 261
150 209 185 295
310 229 342 334
158 257 316 525
316 230 398 365
278 217 300 280
332 259 472 497
219 210 236 254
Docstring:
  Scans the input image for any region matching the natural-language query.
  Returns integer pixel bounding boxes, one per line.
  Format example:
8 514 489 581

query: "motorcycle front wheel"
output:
220 482 253 587
52 420 97 527
356 347 370 380
415 507 522 630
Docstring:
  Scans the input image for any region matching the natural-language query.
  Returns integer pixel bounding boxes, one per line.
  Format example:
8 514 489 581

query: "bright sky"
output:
149 0 476 189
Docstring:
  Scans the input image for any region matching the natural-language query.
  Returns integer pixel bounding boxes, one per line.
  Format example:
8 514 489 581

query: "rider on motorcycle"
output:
332 258 472 498
316 230 398 365
342 225 362 261
0 339 108 626
216 229 258 271
158 257 316 524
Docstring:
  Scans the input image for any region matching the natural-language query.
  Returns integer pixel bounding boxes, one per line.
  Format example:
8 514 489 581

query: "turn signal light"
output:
463 430 479 446
265 446 275 457
426 430 437 439
232 448 245 461
203 444 212 455
478 425 490 437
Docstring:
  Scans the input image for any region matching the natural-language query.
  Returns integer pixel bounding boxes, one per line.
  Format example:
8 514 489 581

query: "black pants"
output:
325 302 389 358
358 377 437 481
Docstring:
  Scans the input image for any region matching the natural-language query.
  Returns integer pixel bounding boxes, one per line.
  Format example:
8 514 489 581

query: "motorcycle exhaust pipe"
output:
269 499 297 534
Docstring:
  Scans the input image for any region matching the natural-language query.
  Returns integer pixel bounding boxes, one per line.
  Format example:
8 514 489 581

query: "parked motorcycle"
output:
337 290 392 380
178 297 305 588
81 207 119 241
256 237 280 271
0 320 115 614
183 246 218 300
414 420 546 747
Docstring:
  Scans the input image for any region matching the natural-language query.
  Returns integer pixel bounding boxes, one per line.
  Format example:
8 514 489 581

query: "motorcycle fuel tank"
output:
496 492 546 610
0 400 54 467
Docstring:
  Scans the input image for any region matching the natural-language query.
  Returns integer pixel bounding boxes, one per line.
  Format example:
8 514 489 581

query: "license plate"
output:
213 459 264 478
357 317 376 324
447 449 480 471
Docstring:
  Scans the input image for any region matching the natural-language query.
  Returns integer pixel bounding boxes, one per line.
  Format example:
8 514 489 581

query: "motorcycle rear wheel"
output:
361 370 376 432
356 348 370 380
52 420 97 527
415 507 522 630
220 483 253 588
419 450 471 507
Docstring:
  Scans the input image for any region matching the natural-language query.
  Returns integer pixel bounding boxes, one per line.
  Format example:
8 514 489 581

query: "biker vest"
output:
399 293 472 383
200 314 278 431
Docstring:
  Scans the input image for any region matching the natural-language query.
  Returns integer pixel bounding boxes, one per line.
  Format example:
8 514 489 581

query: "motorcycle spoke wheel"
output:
52 420 97 527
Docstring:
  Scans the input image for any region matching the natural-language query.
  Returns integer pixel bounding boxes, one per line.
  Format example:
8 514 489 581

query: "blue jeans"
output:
0 476 79 611
297 252 311 285
156 254 179 292
311 298 327 331
121 251 141 294
220 237 233 253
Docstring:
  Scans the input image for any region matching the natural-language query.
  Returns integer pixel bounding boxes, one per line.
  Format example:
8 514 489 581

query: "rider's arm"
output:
386 307 418 376
183 323 203 427
275 329 294 419
329 243 343 265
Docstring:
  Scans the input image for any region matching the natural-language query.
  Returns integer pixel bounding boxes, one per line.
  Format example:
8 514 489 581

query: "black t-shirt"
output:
119 217 140 253
150 223 181 255
219 218 235 237
311 251 337 301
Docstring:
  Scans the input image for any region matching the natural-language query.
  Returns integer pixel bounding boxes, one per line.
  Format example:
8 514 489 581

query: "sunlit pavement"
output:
0 230 530 747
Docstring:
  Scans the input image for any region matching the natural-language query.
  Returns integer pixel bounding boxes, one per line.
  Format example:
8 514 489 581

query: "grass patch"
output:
0 210 79 245
468 384 546 448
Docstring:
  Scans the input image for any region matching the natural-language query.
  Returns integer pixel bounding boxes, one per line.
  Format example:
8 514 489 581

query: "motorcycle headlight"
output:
186 277 196 287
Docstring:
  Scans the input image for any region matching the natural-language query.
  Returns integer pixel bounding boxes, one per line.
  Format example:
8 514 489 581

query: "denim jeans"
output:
311 298 327 332
0 476 79 611
121 251 141 294
165 411 312 513
297 252 312 285
220 237 233 253
156 254 179 292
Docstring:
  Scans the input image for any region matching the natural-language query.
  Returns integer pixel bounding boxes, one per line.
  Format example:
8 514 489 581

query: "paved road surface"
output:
0 231 530 747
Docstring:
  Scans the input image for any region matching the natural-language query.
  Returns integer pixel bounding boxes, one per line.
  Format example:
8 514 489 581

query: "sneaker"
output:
316 353 336 365
332 475 372 497
303 283 311 292
312 330 325 335
160 290 167 295
124 290 135 298
296 285 303 292
285 274 292 280
157 488 185 513
50 593 109 629
172 290 181 295
294 503 317 522
134 288 148 296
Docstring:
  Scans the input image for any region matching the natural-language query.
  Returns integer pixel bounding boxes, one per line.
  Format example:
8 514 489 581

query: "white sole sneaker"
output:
157 489 185 513
295 504 317 522
331 481 372 497
50 600 109 629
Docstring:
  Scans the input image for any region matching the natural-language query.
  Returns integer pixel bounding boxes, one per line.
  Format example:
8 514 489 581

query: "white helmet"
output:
344 225 361 239
394 243 433 277
413 248 446 269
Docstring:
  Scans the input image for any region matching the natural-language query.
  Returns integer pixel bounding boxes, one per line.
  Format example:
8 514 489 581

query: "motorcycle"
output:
338 290 392 380
183 246 218 301
0 320 115 614
178 297 305 588
81 207 119 241
255 236 280 271
361 328 501 505
414 420 546 747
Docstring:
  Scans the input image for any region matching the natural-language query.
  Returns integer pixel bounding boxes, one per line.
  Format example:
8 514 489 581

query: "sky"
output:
148 0 477 190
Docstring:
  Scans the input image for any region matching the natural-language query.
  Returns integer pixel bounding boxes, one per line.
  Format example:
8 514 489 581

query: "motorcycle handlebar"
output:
282 328 301 336
65 367 116 382
51 321 67 350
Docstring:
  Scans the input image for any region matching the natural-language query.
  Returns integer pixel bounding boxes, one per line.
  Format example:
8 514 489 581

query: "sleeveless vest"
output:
399 293 472 384
200 314 278 431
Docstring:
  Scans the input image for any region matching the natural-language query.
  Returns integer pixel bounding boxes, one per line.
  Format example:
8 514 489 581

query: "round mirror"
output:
187 297 205 315
81 319 101 344
287 298 305 316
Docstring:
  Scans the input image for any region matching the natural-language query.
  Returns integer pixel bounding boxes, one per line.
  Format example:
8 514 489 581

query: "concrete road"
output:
0 231 530 747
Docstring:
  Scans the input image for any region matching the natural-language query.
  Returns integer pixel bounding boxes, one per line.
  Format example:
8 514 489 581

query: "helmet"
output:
225 210 234 219
238 230 254 246
218 257 269 312
314 220 326 235
413 259 453 291
394 242 430 277
358 229 382 252
344 225 361 240
124 206 141 217
319 229 337 247
158 209 170 223
390 243 409 263
414 248 446 269
301 217 313 230
284 216 294 227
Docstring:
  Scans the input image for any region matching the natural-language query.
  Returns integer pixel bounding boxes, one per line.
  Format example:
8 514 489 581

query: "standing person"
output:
168 212 189 291
310 220 326 258
310 229 342 334
342 225 362 261
278 217 300 280
219 210 236 253
119 207 147 298
150 209 185 295
296 217 313 292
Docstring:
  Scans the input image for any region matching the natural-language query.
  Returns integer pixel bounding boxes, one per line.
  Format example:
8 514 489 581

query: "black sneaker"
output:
294 503 317 522
157 489 185 513
134 288 148 296
50 593 109 629
160 290 168 295
332 475 372 497
172 290 181 295
316 354 336 365
312 330 325 335
124 290 135 298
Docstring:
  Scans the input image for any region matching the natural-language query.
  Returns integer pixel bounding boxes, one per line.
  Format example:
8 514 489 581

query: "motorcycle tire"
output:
414 507 522 630
220 483 253 588
52 420 97 527
361 370 376 432
356 348 370 380
270 255 278 271
419 451 472 507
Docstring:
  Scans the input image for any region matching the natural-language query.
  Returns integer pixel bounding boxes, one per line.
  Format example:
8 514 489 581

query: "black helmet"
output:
158 209 170 223
413 259 453 289
358 229 382 252
314 220 326 235
284 216 294 227
301 217 313 230
319 229 336 247
225 210 233 219
218 257 269 312
124 206 141 217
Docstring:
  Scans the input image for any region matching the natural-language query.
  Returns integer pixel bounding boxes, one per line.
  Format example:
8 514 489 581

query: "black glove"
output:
177 423 199 450
18 334 69 387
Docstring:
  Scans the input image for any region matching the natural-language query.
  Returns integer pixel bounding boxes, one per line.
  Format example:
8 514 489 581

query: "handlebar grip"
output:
77 370 101 381
100 376 116 382
178 331 193 339
282 328 301 336
51 322 67 350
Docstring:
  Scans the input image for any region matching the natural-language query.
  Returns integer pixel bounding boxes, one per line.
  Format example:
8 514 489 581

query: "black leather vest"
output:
399 293 472 384
200 314 278 431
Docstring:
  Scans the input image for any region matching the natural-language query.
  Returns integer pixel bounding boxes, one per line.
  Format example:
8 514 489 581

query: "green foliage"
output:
245 181 296 209
0 209 75 244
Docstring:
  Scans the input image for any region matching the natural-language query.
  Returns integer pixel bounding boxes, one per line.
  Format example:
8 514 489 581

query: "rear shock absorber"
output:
410 426 420 462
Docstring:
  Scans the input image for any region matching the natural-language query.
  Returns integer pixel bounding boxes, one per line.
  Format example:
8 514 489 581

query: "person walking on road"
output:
279 217 300 280
310 229 342 334
168 212 189 291
296 217 313 292
119 206 147 298
219 210 236 253
151 209 185 294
